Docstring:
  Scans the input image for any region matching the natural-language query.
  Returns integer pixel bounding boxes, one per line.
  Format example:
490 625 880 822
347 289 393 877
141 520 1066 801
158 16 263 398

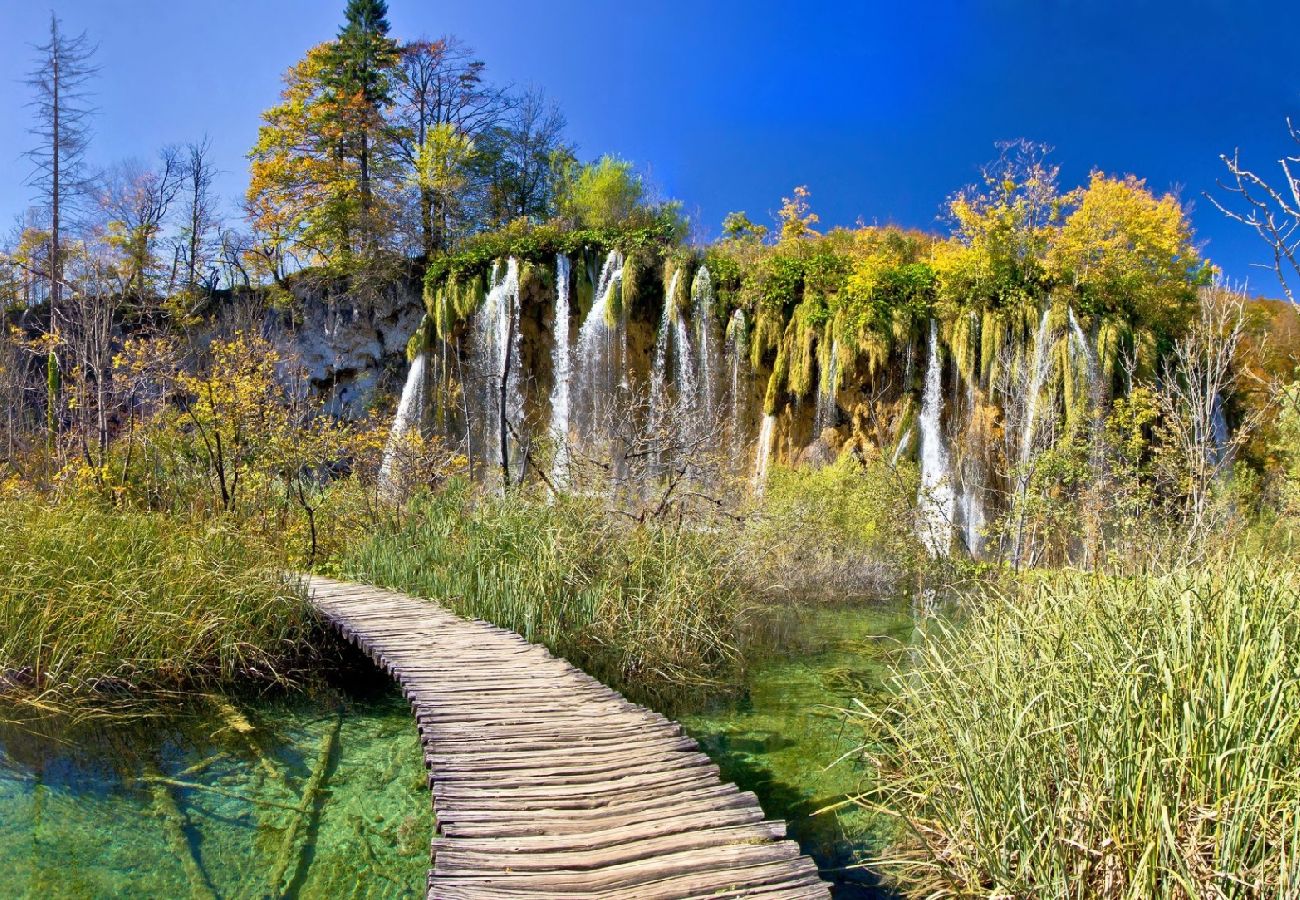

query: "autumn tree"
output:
98 149 183 304
247 4 400 274
1050 172 1205 334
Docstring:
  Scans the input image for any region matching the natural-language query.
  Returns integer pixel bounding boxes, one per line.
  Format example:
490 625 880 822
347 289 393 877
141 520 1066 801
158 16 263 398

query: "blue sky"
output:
1 1 1297 291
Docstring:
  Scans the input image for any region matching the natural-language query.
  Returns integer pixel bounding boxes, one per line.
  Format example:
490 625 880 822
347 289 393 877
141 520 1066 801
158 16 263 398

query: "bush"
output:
0 498 315 713
857 563 1300 897
339 481 750 709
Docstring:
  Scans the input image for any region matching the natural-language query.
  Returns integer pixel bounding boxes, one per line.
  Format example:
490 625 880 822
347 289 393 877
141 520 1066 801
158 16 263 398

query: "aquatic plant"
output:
0 498 315 713
856 563 1300 897
340 480 750 710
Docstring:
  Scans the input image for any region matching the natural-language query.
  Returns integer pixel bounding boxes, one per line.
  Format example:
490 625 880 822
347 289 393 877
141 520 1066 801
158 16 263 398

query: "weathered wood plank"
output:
305 575 831 899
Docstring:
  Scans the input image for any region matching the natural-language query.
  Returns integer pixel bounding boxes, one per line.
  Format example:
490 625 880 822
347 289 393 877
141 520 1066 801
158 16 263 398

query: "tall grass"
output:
0 498 315 712
340 481 750 709
857 564 1300 898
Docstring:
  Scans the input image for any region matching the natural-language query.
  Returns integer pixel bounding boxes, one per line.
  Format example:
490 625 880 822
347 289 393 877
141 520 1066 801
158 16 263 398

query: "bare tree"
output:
1156 284 1259 555
24 14 98 334
1210 121 1300 301
484 87 571 225
174 137 221 300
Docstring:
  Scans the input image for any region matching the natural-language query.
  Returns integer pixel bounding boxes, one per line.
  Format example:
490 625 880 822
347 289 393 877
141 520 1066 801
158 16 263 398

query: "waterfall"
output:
673 304 697 415
726 310 749 465
753 413 776 494
1019 306 1054 467
648 271 676 433
917 320 954 557
473 258 523 474
1210 392 1230 469
549 253 573 484
691 266 718 425
891 426 913 467
961 467 985 558
377 349 430 498
574 251 625 444
1067 308 1096 386
814 337 839 437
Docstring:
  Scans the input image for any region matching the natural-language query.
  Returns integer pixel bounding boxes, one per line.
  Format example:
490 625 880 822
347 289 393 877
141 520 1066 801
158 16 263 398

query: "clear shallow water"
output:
681 601 914 899
0 687 430 899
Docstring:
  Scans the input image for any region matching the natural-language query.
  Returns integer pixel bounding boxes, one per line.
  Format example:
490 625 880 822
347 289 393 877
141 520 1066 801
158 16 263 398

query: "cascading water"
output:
958 312 985 558
753 413 776 494
377 349 430 498
726 310 749 465
648 271 676 433
814 338 839 437
472 258 523 476
691 266 719 425
574 251 625 446
548 253 573 484
917 320 954 557
1067 307 1097 387
1019 306 1054 467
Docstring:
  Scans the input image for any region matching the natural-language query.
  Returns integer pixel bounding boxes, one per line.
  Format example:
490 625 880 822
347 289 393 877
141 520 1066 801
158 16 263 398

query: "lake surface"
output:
0 686 430 898
0 601 913 899
681 601 915 899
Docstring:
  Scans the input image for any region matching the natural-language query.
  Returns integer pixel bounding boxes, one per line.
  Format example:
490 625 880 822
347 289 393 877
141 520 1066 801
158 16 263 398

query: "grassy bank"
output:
0 498 315 714
340 481 752 709
858 564 1300 897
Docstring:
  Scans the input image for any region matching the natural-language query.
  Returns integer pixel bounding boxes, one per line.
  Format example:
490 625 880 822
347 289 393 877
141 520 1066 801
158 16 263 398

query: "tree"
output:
777 186 819 241
557 155 645 229
1211 119 1300 301
98 149 183 304
248 5 401 273
1050 172 1204 333
173 137 222 304
328 0 400 250
391 37 508 254
24 14 97 331
482 88 570 226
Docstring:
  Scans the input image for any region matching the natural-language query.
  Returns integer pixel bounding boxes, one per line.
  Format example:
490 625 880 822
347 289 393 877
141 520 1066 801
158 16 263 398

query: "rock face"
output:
273 279 424 418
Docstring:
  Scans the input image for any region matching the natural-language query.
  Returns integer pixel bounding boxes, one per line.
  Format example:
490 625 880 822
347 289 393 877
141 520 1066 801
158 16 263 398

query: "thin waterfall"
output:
753 413 776 494
726 310 749 466
691 266 718 425
814 337 839 436
917 320 954 557
473 258 523 474
1019 306 1054 467
574 251 625 445
648 271 678 472
1067 308 1097 387
673 304 697 416
549 253 573 484
890 426 914 467
377 348 430 498
958 313 985 557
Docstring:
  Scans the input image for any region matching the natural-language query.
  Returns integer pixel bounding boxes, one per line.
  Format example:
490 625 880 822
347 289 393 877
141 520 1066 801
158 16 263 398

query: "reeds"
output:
856 564 1300 898
0 498 315 712
341 482 749 709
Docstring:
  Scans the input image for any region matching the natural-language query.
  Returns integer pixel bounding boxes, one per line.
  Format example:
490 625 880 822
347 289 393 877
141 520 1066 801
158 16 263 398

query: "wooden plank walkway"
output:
307 576 832 900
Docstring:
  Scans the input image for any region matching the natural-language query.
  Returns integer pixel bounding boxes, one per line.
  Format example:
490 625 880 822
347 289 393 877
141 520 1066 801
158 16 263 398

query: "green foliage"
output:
859 563 1300 897
556 155 646 229
749 452 921 598
341 482 750 710
0 497 313 712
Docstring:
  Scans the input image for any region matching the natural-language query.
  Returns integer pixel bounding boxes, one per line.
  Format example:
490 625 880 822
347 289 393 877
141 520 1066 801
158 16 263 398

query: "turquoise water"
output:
0 686 430 899
0 604 912 898
682 601 914 899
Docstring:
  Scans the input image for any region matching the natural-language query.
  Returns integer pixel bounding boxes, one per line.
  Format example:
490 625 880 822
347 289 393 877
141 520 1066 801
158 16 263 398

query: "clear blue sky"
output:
1 1 1298 291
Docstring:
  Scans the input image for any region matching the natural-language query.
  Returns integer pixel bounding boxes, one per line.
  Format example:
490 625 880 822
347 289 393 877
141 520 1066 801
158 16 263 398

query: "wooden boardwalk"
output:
307 576 831 900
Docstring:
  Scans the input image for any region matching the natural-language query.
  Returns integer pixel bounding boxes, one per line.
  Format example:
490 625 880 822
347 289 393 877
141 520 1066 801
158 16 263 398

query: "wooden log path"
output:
307 576 832 900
